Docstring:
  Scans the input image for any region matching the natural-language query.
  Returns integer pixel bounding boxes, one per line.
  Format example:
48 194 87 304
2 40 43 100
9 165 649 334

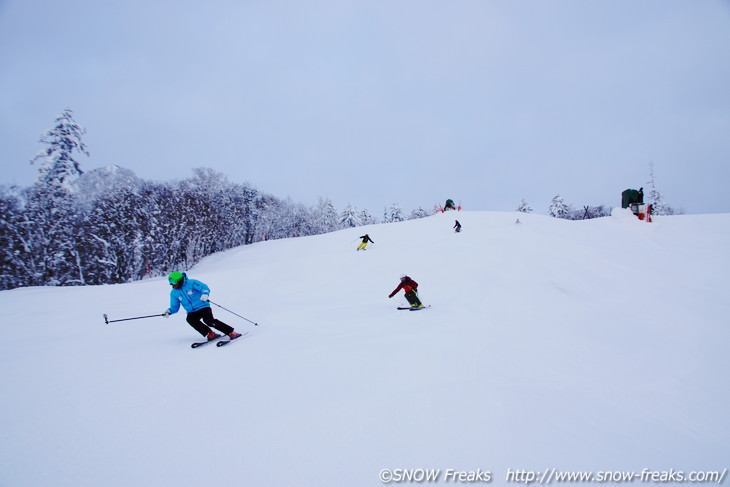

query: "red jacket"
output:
389 277 418 297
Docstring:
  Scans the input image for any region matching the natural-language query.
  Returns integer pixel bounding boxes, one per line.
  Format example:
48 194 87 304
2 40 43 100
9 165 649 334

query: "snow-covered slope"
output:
1 210 728 486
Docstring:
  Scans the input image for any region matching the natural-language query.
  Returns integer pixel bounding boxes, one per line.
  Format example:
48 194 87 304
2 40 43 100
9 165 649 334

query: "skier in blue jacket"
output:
164 271 241 341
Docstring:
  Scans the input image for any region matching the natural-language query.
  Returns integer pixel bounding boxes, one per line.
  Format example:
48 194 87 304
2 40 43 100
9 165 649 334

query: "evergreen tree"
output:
647 162 675 216
339 204 361 228
358 209 376 226
15 109 91 286
516 199 533 213
29 110 87 284
384 203 405 223
548 195 572 219
31 108 88 190
410 207 430 220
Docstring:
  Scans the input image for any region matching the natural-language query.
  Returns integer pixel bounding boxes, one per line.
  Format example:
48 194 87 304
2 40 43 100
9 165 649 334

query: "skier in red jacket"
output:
388 275 424 308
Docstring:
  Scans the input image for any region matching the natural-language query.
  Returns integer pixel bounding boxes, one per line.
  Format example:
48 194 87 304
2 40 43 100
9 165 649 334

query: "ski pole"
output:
209 300 259 326
103 313 166 325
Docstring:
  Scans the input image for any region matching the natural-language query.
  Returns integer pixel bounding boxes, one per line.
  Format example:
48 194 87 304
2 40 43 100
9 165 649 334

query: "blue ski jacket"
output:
168 274 211 315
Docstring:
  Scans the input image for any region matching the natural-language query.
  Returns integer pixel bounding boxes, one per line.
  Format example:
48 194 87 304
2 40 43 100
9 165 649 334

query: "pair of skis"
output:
191 331 248 349
397 305 431 311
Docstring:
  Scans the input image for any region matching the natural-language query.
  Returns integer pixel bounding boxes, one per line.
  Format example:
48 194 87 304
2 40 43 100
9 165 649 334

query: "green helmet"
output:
168 271 184 286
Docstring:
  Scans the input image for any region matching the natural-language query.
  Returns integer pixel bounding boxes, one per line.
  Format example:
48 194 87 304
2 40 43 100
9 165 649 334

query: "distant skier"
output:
388 275 424 308
453 220 462 232
357 234 374 251
163 272 241 341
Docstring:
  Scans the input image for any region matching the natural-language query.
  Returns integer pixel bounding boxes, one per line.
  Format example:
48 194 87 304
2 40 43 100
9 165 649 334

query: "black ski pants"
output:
186 307 233 337
404 291 422 306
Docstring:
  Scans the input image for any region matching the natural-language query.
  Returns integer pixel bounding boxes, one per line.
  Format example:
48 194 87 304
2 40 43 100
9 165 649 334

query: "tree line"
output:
0 109 428 291
2 109 679 290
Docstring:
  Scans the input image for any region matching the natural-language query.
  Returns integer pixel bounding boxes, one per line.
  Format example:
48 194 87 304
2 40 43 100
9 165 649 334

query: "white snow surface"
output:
1 210 728 486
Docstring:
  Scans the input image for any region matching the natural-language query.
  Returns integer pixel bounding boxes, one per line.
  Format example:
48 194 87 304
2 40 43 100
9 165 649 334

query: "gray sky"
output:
2 0 730 215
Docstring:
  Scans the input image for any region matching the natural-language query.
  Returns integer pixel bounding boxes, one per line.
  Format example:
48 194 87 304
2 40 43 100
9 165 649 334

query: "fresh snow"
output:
1 210 728 486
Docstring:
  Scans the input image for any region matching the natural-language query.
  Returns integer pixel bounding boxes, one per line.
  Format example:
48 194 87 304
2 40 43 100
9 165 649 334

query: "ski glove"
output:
200 294 209 302
163 309 171 317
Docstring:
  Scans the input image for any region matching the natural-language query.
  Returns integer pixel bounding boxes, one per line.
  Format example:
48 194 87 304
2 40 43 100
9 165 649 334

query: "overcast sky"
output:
2 0 729 215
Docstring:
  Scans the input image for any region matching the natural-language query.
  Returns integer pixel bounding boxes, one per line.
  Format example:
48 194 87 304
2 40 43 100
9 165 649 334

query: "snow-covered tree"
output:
19 182 80 285
383 203 405 223
280 199 316 238
516 199 533 213
227 182 259 245
0 187 25 289
78 185 146 284
179 172 225 266
31 108 88 190
13 110 91 286
582 205 611 219
358 209 376 226
312 198 340 234
548 195 572 219
647 163 675 216
410 207 430 220
339 204 361 228
73 165 141 210
256 194 295 242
